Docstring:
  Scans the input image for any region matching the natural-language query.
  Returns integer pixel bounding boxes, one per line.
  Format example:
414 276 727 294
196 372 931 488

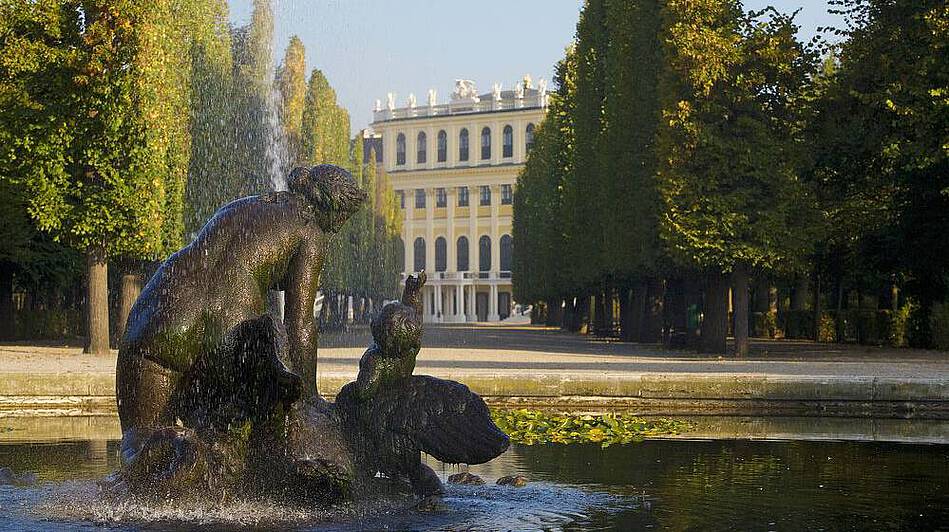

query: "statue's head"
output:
289 164 367 233
371 302 422 358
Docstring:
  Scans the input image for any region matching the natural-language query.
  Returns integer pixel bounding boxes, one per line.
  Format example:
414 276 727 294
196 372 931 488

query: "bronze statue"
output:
111 165 508 503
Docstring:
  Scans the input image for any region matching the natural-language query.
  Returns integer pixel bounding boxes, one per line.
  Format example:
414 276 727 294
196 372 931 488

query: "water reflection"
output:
1 436 947 530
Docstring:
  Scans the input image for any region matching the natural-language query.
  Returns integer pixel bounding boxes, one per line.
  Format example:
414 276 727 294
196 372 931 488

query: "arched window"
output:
459 128 469 161
481 127 491 160
437 130 447 162
456 236 469 271
502 125 513 158
526 123 535 153
479 235 491 272
435 237 447 272
396 133 406 165
396 237 405 272
413 237 426 272
416 131 427 164
500 234 513 272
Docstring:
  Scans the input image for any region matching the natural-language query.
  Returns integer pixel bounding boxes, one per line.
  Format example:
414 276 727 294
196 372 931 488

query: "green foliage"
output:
817 312 837 343
276 35 307 165
1 1 171 260
515 0 826 350
563 0 608 291
600 0 662 280
512 51 575 304
491 408 691 447
301 69 350 167
812 307 915 346
809 0 949 324
656 0 818 275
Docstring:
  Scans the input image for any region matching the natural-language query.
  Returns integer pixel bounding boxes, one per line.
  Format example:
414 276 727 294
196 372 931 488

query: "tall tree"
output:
0 2 184 353
656 1 816 353
563 0 608 301
602 0 664 340
276 35 307 165
228 0 274 195
513 50 576 313
809 0 948 346
185 0 239 236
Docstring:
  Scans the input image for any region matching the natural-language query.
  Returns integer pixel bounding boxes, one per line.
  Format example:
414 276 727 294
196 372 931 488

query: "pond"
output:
1 419 947 531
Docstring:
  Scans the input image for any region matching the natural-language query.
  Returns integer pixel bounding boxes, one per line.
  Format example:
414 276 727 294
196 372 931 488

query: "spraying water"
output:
264 0 289 192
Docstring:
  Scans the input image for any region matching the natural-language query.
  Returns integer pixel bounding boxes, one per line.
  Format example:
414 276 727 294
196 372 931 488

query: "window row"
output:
395 124 535 166
409 235 513 273
397 185 512 209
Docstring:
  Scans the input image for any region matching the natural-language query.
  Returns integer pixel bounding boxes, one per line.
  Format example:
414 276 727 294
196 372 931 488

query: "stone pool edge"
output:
1 372 946 419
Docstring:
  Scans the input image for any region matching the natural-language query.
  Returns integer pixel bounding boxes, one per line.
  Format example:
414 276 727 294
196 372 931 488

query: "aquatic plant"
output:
490 409 690 447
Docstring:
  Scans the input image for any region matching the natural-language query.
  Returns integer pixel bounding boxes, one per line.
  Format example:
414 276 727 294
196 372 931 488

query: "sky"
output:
228 1 844 132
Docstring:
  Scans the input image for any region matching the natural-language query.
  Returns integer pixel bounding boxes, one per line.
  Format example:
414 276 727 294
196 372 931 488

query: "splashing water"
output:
264 1 289 192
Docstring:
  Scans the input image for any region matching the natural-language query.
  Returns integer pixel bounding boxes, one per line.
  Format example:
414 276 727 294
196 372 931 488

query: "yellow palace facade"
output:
370 78 547 322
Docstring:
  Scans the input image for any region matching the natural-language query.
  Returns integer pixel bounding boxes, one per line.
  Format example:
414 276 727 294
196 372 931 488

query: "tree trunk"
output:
813 271 822 341
84 248 110 355
593 282 610 336
0 266 13 340
599 283 613 336
753 276 770 313
578 296 591 334
629 280 647 342
791 275 809 311
701 272 728 354
732 266 750 356
546 300 563 327
116 273 143 345
562 299 574 331
643 278 664 343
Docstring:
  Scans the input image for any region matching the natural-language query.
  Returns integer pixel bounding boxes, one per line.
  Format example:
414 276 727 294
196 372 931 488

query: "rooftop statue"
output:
110 167 508 503
452 79 478 101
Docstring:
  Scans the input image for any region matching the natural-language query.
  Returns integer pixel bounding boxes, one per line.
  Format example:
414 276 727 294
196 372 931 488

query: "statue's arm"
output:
354 347 381 401
285 241 323 399
401 272 426 318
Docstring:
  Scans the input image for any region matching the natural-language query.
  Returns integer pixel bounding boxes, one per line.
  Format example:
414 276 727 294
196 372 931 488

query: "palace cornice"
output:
371 106 544 126
387 162 525 176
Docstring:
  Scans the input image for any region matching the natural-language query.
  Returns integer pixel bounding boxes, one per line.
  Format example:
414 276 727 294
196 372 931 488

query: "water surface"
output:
1 434 947 530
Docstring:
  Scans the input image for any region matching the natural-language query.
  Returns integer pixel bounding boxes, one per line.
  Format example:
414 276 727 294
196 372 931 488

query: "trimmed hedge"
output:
751 302 945 350
13 307 83 340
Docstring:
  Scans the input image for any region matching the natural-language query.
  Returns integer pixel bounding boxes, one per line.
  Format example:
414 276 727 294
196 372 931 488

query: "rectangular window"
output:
397 190 405 209
415 188 426 209
436 187 447 208
501 184 513 205
480 185 491 206
458 186 469 207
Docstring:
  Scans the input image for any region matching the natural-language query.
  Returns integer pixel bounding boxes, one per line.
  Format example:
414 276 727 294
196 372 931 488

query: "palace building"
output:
370 77 547 322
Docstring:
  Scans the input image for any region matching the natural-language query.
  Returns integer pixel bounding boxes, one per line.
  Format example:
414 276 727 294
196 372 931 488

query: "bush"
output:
931 302 949 351
817 312 836 342
878 305 912 347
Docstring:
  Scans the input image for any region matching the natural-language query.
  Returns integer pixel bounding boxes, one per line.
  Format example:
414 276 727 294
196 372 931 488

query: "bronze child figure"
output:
352 271 426 402
336 272 509 498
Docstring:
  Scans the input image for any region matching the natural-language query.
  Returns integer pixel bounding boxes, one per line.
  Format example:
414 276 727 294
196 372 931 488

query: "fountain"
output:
110 164 509 504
